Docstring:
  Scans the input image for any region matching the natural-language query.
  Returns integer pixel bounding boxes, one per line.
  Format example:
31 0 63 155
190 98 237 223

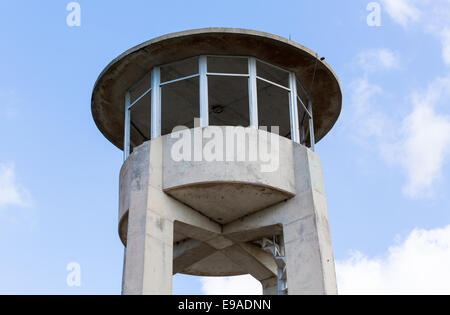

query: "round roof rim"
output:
91 27 342 150
92 27 341 96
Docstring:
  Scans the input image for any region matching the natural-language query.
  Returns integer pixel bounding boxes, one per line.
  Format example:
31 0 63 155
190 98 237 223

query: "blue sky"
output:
1 0 450 294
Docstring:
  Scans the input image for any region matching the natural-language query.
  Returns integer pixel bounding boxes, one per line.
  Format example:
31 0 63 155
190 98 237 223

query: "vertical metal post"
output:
199 56 209 128
308 99 315 151
288 73 300 144
151 67 161 139
124 91 131 160
248 57 258 128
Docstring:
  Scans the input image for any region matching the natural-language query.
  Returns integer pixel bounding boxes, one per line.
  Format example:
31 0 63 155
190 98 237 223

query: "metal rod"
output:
297 95 312 118
256 75 291 92
206 72 250 78
308 99 315 151
124 91 131 160
159 73 200 87
128 87 152 109
289 73 300 144
248 57 258 128
300 110 308 145
151 67 161 139
199 55 209 128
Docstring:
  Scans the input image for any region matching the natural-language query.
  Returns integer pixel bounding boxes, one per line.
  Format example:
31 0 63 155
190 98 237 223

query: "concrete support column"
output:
121 140 174 295
282 149 337 295
123 207 174 295
283 212 335 295
261 277 278 295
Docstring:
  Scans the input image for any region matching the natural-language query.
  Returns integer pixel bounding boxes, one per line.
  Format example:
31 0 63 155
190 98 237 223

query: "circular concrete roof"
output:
91 28 342 150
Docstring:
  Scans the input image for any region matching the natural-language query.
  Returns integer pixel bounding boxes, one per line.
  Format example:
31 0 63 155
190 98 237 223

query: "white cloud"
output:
380 0 421 28
384 75 450 198
348 77 387 143
0 163 31 210
348 49 399 144
354 4 450 196
200 226 450 295
337 225 450 294
349 49 450 198
201 275 262 295
381 0 450 65
357 49 400 73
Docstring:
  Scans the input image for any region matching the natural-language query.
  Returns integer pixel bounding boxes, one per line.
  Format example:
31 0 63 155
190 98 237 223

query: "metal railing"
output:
123 55 314 159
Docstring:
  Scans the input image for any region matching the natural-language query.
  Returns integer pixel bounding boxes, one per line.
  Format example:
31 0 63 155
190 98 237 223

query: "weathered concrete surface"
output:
223 144 338 295
163 127 295 223
261 277 278 295
221 243 278 282
173 239 216 275
91 28 342 151
119 129 337 295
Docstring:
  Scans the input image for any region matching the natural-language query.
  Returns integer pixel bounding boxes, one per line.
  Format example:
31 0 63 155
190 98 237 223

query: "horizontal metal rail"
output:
207 72 249 77
256 76 291 92
159 73 200 87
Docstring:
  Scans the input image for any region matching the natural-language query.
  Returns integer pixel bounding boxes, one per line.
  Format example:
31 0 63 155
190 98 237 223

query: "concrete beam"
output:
221 243 277 282
225 225 283 243
261 277 278 296
173 239 216 274
174 221 220 242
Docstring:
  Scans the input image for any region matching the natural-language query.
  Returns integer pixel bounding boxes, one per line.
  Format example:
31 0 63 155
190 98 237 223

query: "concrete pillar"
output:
122 142 174 295
120 138 223 295
261 277 278 295
280 149 337 295
123 208 174 295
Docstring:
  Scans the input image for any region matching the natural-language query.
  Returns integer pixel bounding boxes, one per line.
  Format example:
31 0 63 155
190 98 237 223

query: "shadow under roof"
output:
91 28 342 150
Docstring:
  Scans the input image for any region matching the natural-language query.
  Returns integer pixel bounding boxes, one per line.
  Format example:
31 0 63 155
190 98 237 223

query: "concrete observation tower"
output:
92 28 342 295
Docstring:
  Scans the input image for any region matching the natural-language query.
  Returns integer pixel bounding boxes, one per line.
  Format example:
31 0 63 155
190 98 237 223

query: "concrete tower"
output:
91 28 342 295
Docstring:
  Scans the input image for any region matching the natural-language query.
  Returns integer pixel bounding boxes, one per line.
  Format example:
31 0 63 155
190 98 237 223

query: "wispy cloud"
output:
201 225 450 295
337 225 450 294
348 77 386 142
381 0 450 66
380 0 421 28
357 49 400 73
352 3 450 197
348 49 399 144
200 226 450 295
0 163 32 210
388 75 450 198
201 275 262 295
349 48 450 199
